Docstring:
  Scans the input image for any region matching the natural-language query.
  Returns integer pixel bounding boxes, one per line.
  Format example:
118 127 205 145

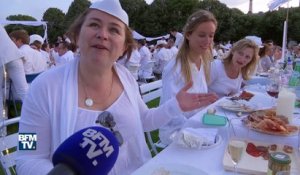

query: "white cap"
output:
156 40 167 46
90 0 129 26
29 34 44 45
245 36 263 48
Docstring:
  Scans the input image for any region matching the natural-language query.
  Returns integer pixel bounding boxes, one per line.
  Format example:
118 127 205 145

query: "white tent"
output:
0 20 48 41
132 30 169 42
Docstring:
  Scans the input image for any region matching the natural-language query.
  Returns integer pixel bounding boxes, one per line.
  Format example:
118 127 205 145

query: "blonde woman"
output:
208 38 259 97
159 10 218 145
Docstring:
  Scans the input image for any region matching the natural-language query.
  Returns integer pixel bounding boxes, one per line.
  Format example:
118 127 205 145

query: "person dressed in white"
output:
55 41 74 66
208 39 259 97
29 35 49 72
159 10 218 145
16 1 209 175
9 30 46 74
0 25 28 118
259 43 273 72
166 37 178 59
152 39 172 78
170 28 184 48
137 39 152 79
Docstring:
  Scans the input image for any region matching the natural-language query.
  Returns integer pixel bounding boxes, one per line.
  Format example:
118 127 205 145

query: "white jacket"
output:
16 57 182 175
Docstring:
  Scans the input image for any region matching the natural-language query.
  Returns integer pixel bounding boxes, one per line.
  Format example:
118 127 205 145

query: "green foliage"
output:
64 0 91 30
5 15 43 36
3 0 300 45
42 8 66 43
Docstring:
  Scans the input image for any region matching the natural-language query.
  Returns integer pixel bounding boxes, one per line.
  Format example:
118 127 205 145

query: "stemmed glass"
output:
227 118 247 174
266 81 280 107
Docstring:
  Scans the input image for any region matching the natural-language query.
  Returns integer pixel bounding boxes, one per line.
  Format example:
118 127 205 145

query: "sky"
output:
0 0 299 21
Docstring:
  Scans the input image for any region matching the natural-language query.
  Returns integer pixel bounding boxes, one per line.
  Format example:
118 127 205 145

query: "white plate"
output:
220 91 274 112
141 163 208 175
219 100 255 112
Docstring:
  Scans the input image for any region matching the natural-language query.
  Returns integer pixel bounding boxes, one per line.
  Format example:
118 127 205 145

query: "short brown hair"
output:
9 30 30 44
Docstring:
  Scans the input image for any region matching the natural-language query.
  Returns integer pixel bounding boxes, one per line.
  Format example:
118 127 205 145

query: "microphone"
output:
47 126 119 175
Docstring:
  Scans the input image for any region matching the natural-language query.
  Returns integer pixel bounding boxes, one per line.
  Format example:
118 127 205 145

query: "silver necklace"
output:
79 69 114 107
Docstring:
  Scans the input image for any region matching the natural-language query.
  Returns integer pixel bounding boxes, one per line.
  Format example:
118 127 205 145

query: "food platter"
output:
242 110 299 136
223 140 300 175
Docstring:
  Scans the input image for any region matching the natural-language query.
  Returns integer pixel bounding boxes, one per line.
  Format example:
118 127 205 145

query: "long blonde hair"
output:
223 38 259 80
175 10 217 83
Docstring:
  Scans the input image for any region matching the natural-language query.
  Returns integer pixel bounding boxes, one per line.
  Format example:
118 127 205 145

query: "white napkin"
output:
171 128 218 149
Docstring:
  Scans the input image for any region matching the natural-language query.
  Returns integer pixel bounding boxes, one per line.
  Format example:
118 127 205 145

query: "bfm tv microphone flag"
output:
268 0 290 11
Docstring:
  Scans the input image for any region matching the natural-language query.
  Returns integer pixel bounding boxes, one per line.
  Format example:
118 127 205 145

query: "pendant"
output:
85 98 94 107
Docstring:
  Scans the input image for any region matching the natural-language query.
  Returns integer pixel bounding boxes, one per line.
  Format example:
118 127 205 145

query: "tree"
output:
5 15 43 36
120 0 148 30
43 8 66 43
64 0 91 29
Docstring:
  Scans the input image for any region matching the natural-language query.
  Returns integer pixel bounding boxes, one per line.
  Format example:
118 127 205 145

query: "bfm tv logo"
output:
18 133 37 150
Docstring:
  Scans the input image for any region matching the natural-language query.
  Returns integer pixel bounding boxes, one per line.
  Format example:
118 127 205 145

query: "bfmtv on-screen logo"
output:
18 133 37 150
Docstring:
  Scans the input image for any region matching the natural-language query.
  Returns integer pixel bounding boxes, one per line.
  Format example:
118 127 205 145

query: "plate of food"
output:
219 100 256 113
242 109 299 136
229 91 255 101
144 163 208 175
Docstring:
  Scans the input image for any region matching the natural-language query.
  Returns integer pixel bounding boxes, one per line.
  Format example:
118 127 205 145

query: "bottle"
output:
276 88 296 122
282 57 293 86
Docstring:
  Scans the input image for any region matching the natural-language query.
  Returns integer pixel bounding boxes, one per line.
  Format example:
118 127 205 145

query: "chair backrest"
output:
139 80 162 103
127 63 140 80
139 80 163 155
25 73 41 84
0 117 20 175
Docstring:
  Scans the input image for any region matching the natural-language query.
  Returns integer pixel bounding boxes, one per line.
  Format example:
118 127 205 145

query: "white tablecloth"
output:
132 92 300 175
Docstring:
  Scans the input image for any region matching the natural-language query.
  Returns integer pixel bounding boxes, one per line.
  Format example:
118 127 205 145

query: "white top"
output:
169 46 178 58
19 44 41 74
174 32 184 48
260 55 272 72
159 58 207 145
55 50 74 66
153 47 172 74
208 59 243 97
16 57 182 175
139 46 152 78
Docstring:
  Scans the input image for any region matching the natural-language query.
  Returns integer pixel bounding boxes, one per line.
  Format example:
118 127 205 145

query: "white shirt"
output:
152 47 172 74
174 32 184 48
19 44 46 74
16 58 182 175
56 50 74 66
208 59 243 97
159 58 207 145
138 46 153 78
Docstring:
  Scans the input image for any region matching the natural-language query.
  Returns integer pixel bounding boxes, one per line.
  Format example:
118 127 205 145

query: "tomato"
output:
246 142 263 157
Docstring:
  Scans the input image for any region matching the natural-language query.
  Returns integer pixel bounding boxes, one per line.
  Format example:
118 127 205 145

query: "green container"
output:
267 152 291 175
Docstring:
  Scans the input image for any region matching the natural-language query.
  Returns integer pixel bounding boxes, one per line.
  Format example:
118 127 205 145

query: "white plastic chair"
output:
127 63 140 80
139 80 167 155
139 60 156 82
0 117 20 175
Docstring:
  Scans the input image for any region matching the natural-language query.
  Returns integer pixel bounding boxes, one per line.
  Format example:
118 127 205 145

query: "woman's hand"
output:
176 82 218 112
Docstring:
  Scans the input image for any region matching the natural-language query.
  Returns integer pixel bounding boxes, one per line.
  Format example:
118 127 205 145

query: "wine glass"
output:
227 118 247 174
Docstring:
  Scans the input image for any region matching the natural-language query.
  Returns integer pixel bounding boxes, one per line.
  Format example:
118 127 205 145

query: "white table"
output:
132 92 300 175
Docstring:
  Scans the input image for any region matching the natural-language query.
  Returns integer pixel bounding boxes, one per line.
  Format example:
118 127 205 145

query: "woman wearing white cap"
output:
159 10 218 146
16 0 209 174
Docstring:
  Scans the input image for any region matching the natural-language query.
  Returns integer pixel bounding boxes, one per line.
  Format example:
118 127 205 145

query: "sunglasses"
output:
95 111 124 146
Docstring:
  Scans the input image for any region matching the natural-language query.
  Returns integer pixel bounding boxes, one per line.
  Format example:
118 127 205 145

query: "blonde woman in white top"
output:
208 39 259 97
159 10 219 145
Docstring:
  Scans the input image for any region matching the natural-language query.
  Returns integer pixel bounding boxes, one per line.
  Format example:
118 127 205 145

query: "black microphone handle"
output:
47 163 76 175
